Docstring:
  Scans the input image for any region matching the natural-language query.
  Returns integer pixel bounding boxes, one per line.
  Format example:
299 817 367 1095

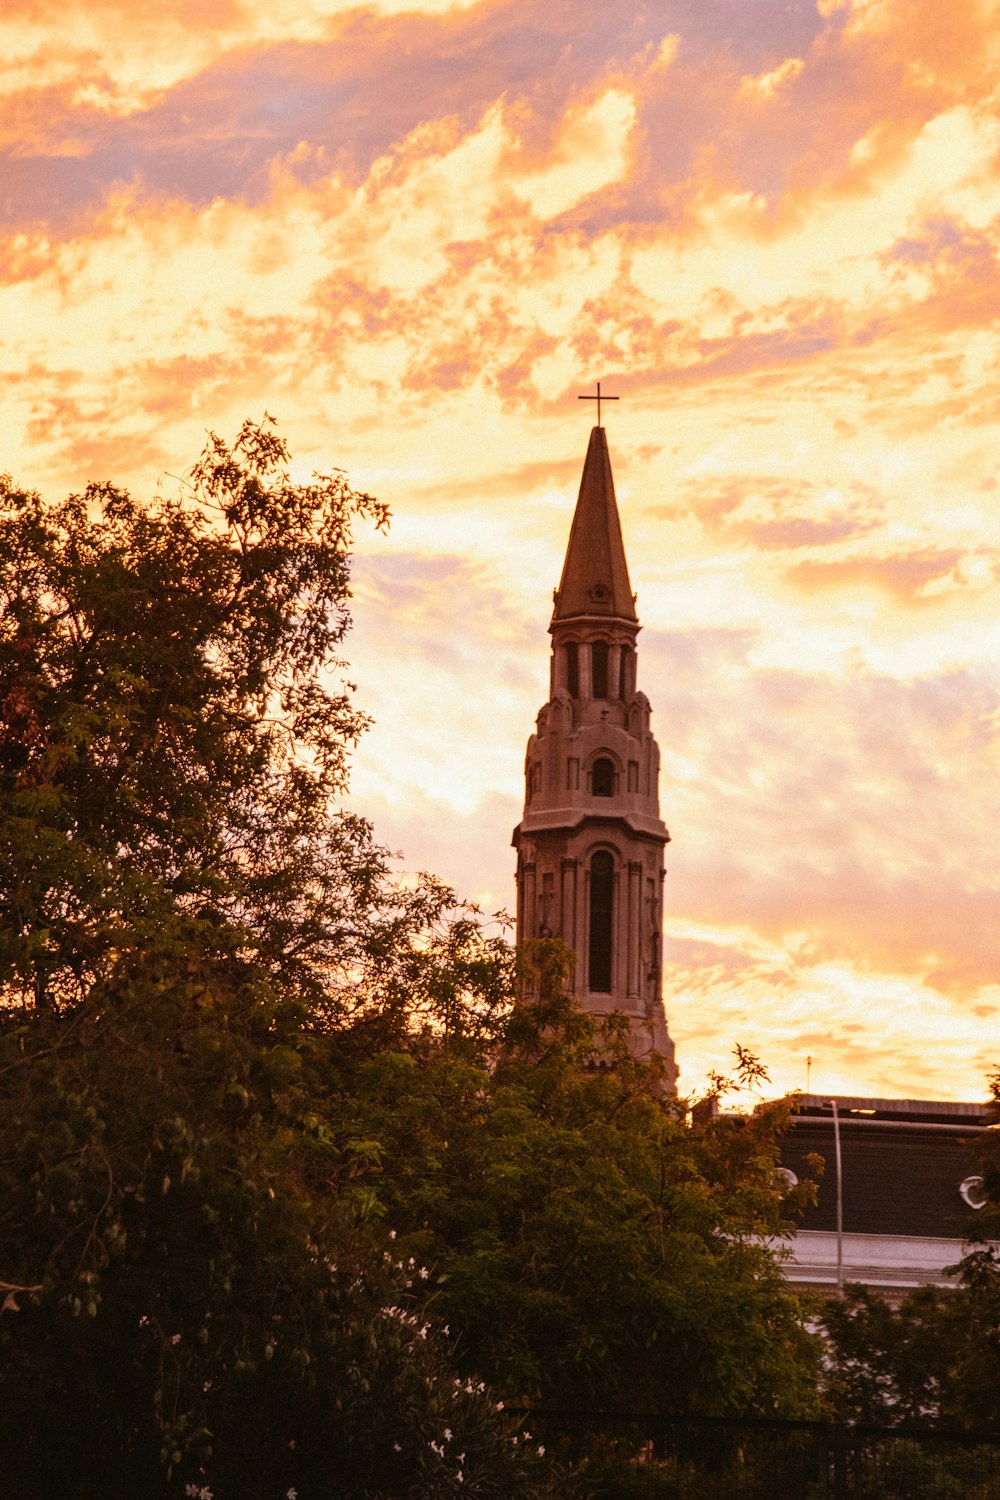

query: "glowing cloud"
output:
2 0 998 1099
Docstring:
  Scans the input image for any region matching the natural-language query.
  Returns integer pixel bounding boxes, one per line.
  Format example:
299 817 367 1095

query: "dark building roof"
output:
779 1096 991 1241
790 1095 987 1126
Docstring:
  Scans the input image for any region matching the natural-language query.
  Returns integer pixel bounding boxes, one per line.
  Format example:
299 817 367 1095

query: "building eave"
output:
513 811 670 848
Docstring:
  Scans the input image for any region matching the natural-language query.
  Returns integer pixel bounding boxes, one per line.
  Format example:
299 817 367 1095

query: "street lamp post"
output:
829 1098 844 1293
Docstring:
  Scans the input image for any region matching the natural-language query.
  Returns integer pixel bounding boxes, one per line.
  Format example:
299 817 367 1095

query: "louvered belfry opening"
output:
588 851 614 993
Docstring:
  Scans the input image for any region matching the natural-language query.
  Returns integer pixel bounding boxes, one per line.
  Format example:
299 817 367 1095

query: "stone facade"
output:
512 425 678 1085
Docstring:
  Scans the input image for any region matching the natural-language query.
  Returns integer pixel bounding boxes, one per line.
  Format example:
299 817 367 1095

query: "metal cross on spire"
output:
578 380 620 427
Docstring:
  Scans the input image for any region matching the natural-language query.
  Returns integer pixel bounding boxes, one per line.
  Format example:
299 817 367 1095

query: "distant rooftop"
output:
780 1095 993 1242
791 1095 991 1127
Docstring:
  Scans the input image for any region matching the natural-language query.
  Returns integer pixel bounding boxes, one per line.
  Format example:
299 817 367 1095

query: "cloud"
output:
3 0 1000 1099
785 549 970 601
652 642 1000 994
0 0 493 112
738 56 805 101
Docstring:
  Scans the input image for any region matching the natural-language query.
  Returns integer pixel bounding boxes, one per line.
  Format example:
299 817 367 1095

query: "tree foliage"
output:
974 1067 1000 1243
818 1264 1000 1431
0 417 396 1017
328 953 820 1419
0 941 564 1498
0 424 821 1494
818 1075 1000 1433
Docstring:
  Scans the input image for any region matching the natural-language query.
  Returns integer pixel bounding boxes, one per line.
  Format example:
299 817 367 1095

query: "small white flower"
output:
170 1333 181 1345
495 1400 504 1410
537 1445 545 1456
443 1427 452 1442
286 1489 298 1499
389 1229 397 1239
393 1442 402 1453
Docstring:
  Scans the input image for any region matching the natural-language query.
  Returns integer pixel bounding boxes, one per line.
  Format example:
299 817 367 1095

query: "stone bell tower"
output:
512 423 677 1085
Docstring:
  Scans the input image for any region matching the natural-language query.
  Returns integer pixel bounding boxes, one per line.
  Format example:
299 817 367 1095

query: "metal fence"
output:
509 1409 1000 1499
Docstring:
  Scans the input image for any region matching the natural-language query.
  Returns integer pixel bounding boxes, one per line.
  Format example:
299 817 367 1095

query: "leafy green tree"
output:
818 1283 963 1426
0 929 566 1499
819 1074 1000 1434
0 423 822 1496
323 947 821 1419
0 425 565 1497
972 1067 1000 1242
947 1246 1000 1429
949 1067 1000 1427
0 417 398 1018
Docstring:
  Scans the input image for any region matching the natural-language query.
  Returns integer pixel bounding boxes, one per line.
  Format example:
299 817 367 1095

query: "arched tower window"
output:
565 642 579 698
592 757 615 797
592 640 609 698
589 851 614 993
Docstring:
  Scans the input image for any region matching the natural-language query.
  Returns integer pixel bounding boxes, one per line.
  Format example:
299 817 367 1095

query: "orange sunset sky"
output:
3 0 999 1101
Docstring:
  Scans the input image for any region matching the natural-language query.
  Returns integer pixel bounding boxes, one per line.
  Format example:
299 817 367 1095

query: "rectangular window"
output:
647 877 659 980
592 758 614 797
566 757 579 791
628 760 639 793
592 641 609 699
565 642 579 698
589 852 614 993
539 872 555 935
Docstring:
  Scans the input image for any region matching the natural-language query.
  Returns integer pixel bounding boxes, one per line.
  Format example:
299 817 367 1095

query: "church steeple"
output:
552 426 638 625
512 423 677 1084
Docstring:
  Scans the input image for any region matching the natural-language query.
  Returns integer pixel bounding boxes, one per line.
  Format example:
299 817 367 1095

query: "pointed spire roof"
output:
551 425 637 624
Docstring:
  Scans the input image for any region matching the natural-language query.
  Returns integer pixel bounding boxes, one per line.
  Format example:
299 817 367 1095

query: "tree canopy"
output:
818 1073 1000 1433
330 963 819 1418
0 422 823 1496
1 418 401 1019
818 1259 1000 1432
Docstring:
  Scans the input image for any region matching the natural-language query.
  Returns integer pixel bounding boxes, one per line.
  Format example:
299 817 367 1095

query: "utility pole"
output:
829 1098 844 1293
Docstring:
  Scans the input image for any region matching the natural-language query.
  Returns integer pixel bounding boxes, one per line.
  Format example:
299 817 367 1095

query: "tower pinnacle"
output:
513 424 677 1084
551 427 638 625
